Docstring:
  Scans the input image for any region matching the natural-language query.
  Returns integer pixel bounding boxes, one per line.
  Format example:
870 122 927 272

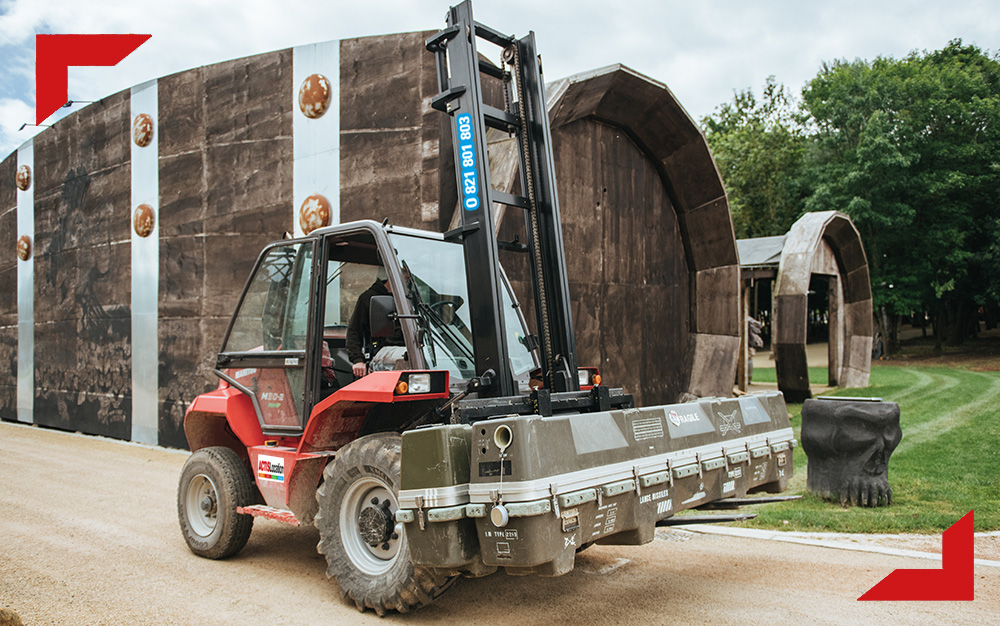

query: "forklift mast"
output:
427 1 579 398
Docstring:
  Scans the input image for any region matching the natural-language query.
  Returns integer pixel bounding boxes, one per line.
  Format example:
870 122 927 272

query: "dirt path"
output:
2 421 997 625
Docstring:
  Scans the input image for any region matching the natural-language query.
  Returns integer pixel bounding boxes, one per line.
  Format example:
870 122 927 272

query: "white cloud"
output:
0 97 42 153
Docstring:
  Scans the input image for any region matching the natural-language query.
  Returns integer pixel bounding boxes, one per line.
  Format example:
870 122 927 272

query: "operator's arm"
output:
346 291 371 377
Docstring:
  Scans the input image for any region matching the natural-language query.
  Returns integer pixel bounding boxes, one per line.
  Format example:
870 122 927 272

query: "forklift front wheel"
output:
177 447 255 559
315 433 457 614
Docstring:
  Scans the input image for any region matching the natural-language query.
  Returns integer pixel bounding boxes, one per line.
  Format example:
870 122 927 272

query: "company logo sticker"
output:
35 34 151 124
664 407 715 437
257 455 285 483
860 511 975 601
668 410 700 427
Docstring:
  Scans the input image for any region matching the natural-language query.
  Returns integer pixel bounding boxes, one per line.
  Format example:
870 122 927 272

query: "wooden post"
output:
737 280 750 392
828 275 842 386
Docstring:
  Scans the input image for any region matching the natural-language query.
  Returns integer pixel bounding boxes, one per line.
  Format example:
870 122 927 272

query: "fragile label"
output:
717 409 742 435
664 407 715 438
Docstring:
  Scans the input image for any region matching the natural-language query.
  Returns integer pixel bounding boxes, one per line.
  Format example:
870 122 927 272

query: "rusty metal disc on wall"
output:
15 164 31 191
298 74 331 119
133 113 154 147
134 204 156 237
299 194 330 234
16 235 31 261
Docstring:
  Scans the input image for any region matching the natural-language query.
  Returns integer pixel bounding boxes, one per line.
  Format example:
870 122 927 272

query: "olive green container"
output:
400 391 794 577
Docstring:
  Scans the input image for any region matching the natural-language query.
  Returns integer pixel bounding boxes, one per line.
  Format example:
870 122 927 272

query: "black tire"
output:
177 446 255 559
315 433 457 615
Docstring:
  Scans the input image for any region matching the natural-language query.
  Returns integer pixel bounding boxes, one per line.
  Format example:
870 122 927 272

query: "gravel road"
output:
2 420 997 625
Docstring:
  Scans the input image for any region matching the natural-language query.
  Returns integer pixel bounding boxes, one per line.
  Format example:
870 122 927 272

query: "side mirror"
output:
370 295 397 337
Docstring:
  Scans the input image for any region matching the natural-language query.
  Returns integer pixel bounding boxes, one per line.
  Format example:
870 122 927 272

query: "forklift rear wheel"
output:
315 433 457 615
177 446 255 559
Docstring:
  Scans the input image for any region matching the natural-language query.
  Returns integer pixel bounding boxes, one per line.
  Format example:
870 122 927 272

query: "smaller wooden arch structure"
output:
738 211 873 402
773 211 873 401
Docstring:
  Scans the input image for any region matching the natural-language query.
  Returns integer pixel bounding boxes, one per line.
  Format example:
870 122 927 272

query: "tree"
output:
702 77 809 238
801 41 1000 351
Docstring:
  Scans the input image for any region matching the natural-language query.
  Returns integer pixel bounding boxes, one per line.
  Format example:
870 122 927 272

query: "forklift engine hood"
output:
397 391 794 576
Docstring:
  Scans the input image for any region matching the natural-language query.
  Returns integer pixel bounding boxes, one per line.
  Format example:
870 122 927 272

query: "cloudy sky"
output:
1 0 997 157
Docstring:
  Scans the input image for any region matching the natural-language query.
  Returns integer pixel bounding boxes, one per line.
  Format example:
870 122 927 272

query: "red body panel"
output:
184 387 265 451
183 369 450 520
314 371 446 408
299 371 449 454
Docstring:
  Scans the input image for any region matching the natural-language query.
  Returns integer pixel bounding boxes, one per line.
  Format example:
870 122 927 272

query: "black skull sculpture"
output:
801 398 902 507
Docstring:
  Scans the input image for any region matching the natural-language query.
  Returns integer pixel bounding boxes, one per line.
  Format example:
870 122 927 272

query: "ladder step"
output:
236 505 301 526
478 58 505 80
483 105 519 131
425 25 460 52
431 85 467 112
490 190 529 209
472 20 514 47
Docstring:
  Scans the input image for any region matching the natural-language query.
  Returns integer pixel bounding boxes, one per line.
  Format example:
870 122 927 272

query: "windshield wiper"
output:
402 262 477 365
401 261 439 366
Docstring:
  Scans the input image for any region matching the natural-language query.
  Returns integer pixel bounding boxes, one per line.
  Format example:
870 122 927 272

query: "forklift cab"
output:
216 220 537 435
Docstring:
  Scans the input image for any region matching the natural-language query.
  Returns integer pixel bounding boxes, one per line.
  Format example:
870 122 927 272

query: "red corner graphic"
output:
859 510 975 601
35 34 151 124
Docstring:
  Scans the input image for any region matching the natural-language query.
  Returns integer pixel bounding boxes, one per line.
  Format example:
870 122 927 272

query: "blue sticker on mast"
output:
456 113 480 212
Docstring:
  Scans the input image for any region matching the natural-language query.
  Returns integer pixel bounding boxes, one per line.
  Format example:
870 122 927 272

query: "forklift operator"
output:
345 266 406 377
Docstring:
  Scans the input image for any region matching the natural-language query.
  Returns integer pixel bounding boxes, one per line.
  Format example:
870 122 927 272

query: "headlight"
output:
578 368 591 386
407 373 432 394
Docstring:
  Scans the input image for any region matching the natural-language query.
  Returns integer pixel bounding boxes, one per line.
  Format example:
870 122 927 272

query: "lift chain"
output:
509 43 555 390
501 49 514 136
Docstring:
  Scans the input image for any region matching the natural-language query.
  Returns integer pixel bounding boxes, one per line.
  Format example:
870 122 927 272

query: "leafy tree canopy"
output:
704 41 1000 346
803 40 1000 321
702 77 809 238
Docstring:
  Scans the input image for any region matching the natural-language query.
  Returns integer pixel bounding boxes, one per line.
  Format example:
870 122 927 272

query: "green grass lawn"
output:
738 364 1000 533
750 365 829 385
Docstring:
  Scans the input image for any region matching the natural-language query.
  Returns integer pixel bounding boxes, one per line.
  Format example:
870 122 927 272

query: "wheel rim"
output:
186 473 219 537
340 476 403 576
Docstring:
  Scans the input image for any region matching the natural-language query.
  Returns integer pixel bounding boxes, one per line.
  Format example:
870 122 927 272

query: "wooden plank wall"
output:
156 51 294 448
0 155 15 421
501 119 689 406
0 35 442 446
340 32 441 229
32 91 133 438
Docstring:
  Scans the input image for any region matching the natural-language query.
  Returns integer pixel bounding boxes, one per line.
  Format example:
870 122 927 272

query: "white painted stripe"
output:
293 41 340 238
398 484 471 509
683 525 1000 569
16 140 33 424
130 79 159 445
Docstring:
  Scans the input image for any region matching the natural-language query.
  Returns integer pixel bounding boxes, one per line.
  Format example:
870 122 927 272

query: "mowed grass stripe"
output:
894 370 1000 453
886 367 936 403
746 364 1000 533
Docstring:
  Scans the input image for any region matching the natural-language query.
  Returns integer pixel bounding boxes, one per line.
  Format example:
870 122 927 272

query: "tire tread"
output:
315 433 456 614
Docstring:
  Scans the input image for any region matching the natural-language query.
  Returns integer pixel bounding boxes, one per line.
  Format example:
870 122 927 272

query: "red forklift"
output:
178 1 796 614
